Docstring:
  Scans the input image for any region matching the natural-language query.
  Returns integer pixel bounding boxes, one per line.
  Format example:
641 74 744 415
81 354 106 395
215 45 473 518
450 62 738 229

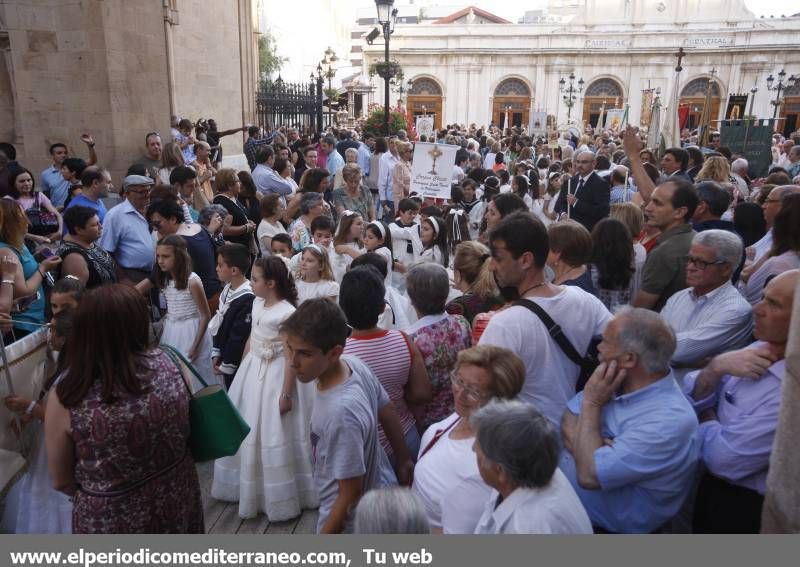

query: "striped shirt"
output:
344 329 415 454
660 282 753 368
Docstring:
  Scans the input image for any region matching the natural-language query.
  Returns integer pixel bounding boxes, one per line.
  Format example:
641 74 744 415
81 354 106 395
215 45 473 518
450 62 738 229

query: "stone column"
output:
761 276 800 533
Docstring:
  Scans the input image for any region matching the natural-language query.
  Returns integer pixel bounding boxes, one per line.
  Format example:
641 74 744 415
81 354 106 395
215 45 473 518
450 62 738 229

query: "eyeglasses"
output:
450 372 491 403
764 198 782 204
685 255 727 270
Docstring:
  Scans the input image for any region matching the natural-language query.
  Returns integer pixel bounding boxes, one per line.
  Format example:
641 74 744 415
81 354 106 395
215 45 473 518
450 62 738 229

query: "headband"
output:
306 243 324 255
429 217 440 237
369 221 386 239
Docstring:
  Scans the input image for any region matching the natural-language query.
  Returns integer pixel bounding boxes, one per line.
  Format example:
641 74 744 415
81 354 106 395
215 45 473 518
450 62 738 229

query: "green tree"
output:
258 29 287 83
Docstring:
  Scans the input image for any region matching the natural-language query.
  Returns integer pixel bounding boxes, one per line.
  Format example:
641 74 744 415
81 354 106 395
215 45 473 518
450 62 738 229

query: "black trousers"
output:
693 472 764 533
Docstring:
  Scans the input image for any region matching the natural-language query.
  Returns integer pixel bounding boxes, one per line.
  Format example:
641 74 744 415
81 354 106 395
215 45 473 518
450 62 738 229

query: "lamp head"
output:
376 0 394 24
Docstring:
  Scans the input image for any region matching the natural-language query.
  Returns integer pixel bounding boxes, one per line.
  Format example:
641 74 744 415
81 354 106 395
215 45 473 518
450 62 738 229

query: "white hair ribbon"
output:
369 221 386 240
429 217 440 237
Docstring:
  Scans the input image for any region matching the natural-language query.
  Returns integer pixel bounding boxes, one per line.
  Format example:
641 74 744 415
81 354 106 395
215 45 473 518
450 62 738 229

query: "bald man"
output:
684 269 799 533
554 150 610 231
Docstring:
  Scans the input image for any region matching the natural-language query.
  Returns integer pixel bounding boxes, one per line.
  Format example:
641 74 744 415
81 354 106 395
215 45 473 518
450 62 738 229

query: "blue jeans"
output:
389 425 422 467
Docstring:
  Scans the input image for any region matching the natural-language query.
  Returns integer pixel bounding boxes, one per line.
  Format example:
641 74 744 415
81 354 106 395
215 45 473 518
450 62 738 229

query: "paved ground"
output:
197 462 318 534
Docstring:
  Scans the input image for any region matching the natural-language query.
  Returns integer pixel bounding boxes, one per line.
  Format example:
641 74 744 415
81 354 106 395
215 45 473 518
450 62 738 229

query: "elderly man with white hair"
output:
730 158 751 199
472 400 592 534
560 307 700 533
684 269 799 533
661 230 753 378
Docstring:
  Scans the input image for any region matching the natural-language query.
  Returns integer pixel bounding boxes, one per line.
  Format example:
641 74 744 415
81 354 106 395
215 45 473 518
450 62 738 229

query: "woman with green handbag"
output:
44 284 204 533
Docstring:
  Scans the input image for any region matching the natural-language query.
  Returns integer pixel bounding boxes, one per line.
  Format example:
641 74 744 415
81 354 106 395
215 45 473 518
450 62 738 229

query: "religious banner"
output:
529 111 547 137
415 114 435 140
409 142 458 200
725 94 749 120
640 90 654 127
720 119 775 178
678 104 690 130
604 109 626 131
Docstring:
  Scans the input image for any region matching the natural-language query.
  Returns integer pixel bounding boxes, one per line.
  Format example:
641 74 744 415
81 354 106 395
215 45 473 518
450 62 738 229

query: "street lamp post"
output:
749 83 758 118
766 69 798 120
375 0 398 136
560 72 584 122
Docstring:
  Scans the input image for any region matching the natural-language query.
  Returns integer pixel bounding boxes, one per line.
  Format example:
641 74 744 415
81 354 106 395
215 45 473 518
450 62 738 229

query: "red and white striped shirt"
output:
345 329 415 453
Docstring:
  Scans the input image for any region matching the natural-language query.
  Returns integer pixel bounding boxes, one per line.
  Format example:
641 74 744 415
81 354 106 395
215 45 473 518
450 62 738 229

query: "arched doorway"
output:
680 78 721 131
492 78 531 128
779 81 800 137
407 78 444 131
582 78 623 128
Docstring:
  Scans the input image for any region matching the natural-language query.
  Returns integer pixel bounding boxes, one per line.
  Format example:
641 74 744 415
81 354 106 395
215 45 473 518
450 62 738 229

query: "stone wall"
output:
0 0 256 182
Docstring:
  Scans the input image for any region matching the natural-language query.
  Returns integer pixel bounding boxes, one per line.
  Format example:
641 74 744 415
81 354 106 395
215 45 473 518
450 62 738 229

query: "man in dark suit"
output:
660 147 692 181
555 151 610 231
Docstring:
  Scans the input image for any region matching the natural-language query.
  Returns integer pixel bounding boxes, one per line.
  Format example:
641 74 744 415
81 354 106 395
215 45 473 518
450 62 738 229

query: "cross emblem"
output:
673 47 686 72
428 144 443 175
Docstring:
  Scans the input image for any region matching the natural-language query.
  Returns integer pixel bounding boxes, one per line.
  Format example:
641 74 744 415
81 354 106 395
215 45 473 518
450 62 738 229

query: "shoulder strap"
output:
513 298 585 367
161 344 208 390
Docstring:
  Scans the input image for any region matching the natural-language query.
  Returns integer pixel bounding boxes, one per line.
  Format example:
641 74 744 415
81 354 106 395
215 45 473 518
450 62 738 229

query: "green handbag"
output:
161 344 251 462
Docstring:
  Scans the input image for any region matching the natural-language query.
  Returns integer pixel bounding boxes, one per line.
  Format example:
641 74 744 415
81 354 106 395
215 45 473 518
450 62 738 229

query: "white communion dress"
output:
159 272 217 391
211 299 318 520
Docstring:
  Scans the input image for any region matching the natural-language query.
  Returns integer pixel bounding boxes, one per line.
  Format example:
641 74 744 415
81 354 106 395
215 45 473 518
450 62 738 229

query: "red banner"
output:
678 104 690 130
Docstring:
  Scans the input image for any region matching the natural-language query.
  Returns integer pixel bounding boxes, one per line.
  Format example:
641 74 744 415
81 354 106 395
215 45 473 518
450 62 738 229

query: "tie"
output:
575 178 585 197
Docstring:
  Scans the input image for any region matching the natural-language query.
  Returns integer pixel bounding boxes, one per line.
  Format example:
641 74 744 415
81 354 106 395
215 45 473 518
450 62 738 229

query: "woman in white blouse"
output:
412 345 525 534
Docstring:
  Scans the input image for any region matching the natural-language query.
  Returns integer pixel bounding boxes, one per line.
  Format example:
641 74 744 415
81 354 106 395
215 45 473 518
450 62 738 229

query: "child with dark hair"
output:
280 298 414 533
351 252 417 330
419 216 449 267
388 199 422 290
364 221 394 290
210 244 255 387
50 275 85 317
270 233 294 259
136 235 215 389
212 256 317 522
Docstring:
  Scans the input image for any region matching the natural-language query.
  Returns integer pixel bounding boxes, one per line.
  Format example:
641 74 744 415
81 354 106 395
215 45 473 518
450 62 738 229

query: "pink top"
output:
344 329 415 453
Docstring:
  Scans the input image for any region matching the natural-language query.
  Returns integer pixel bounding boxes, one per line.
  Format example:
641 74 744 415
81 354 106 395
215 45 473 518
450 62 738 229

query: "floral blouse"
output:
288 218 311 253
408 313 472 429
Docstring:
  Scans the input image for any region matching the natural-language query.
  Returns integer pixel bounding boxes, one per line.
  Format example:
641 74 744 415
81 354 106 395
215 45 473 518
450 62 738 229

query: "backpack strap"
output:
513 298 586 368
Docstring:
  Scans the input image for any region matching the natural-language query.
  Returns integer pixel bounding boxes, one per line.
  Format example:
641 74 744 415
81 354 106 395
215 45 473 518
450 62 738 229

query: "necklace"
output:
518 281 547 296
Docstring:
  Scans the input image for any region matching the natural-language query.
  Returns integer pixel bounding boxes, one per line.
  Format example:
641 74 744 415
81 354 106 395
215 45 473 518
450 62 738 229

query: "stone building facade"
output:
360 1 800 135
1 0 259 178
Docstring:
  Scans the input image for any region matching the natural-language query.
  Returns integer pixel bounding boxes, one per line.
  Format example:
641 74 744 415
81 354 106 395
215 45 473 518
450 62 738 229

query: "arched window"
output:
409 78 442 96
494 78 530 97
681 78 721 97
584 78 623 98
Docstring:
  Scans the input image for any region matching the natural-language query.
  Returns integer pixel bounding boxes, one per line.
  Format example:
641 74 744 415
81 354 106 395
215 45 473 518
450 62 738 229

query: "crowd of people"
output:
0 112 798 535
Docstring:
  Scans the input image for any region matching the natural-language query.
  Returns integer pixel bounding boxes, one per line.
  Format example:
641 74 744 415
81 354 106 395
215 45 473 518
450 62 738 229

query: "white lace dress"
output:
296 279 340 304
159 272 216 390
211 299 318 520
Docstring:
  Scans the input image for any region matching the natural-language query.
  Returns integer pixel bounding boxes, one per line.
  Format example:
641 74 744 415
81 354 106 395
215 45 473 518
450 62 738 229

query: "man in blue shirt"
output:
251 146 293 199
64 166 108 229
560 307 700 533
99 175 155 283
40 135 97 208
321 134 344 188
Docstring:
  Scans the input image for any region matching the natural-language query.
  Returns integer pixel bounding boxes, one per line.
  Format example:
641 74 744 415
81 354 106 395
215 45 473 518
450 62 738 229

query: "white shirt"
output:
750 229 773 265
661 282 753 369
412 414 489 532
479 286 612 426
474 470 593 534
256 219 287 256
378 152 399 202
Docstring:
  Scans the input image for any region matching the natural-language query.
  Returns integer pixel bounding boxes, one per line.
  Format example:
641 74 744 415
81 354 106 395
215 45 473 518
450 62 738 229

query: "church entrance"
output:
680 78 721 131
779 82 800 136
491 78 531 129
582 78 624 128
407 77 444 131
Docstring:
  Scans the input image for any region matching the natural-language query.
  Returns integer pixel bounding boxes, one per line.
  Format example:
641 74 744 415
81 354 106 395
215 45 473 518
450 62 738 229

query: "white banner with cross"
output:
409 142 458 200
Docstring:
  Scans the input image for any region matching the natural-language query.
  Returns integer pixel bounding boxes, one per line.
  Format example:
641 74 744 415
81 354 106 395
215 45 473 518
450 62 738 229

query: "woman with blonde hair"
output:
695 155 732 184
392 141 413 210
610 202 647 296
446 241 503 324
157 141 185 185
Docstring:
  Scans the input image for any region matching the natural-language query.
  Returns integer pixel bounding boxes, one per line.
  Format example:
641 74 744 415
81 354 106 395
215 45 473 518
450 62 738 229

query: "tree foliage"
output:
258 30 287 82
362 104 408 138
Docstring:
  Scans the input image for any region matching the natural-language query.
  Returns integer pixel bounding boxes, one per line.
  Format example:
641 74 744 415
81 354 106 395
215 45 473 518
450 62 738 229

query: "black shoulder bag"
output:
513 298 600 392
